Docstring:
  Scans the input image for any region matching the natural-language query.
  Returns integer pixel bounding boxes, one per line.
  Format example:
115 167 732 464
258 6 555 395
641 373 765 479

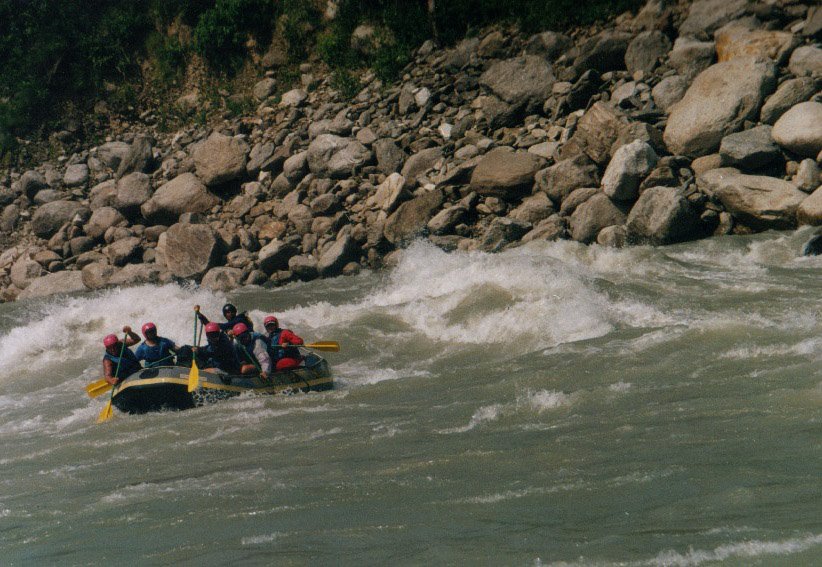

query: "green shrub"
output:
192 0 277 71
330 69 361 100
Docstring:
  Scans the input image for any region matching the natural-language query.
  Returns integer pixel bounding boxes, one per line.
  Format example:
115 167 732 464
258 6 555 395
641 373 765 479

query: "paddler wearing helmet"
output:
232 322 273 380
195 322 241 374
263 315 305 371
193 303 254 332
102 326 142 385
134 322 178 368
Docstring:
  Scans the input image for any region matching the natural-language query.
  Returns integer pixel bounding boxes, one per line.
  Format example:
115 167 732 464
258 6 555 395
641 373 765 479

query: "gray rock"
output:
508 193 555 224
10 255 44 289
384 189 445 244
805 6 822 38
32 189 62 205
371 173 408 213
1 204 20 232
400 147 443 189
287 204 313 234
626 186 703 245
252 78 277 100
63 164 89 187
652 75 689 112
115 172 153 216
141 173 218 225
116 135 154 178
97 141 131 170
318 235 359 277
107 263 165 287
193 132 249 186
480 217 531 252
475 95 517 129
788 45 822 77
32 200 87 239
663 57 777 157
574 31 632 74
625 31 671 74
90 180 118 210
679 0 749 38
525 31 573 59
257 240 299 274
288 254 319 281
163 223 220 279
308 113 354 138
569 193 627 243
18 271 88 300
69 236 95 256
427 205 468 235
596 225 627 248
85 207 127 240
797 185 822 225
310 193 340 216
246 142 279 176
20 170 48 199
479 56 555 114
280 88 307 107
536 156 600 204
307 135 371 179
201 266 244 291
559 102 625 165
719 125 780 169
560 187 599 217
469 147 543 200
794 159 821 193
373 139 406 174
104 236 141 266
81 262 116 290
601 140 658 202
699 168 806 230
772 102 822 158
760 78 819 125
668 37 716 79
521 215 567 242
283 151 309 184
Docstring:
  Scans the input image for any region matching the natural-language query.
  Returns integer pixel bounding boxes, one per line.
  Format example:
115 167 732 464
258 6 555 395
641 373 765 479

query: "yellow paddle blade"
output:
304 341 340 352
96 400 114 423
187 359 200 392
86 379 112 398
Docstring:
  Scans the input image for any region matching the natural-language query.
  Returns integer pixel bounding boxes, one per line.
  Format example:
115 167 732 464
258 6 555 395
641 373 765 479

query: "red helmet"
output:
141 322 156 336
103 334 118 348
204 322 220 334
232 322 249 337
263 315 278 327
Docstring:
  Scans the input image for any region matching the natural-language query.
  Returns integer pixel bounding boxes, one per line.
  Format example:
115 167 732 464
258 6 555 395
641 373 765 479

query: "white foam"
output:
518 389 573 413
241 532 279 545
648 533 822 566
440 404 503 434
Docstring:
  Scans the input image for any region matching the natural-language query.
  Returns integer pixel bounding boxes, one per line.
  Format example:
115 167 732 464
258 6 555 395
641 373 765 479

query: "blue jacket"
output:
135 337 176 368
199 334 241 374
104 348 142 379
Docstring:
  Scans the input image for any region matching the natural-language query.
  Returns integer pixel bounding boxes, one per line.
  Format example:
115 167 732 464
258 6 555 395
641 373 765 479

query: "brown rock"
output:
469 148 543 200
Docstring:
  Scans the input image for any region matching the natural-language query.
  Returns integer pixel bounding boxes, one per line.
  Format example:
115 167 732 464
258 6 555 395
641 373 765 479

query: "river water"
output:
1 230 820 565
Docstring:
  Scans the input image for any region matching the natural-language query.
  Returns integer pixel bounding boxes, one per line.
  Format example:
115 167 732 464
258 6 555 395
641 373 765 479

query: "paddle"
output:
187 311 200 392
97 333 128 424
297 341 340 352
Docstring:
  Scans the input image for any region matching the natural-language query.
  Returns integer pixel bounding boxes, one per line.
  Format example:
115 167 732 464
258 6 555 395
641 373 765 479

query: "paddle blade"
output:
96 400 114 423
86 380 113 398
304 341 340 352
187 359 200 392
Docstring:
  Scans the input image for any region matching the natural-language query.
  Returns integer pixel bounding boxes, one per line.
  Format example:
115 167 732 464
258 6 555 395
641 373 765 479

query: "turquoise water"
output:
1 231 820 565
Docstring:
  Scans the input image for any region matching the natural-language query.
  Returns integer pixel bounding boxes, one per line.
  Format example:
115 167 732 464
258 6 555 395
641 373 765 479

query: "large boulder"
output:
370 173 408 213
306 134 371 179
107 263 166 287
679 0 749 38
652 75 689 112
373 139 406 174
19 170 48 199
559 102 625 165
788 45 822 77
115 172 153 217
201 267 244 291
525 31 573 59
193 132 249 186
104 236 142 266
573 31 632 74
669 37 716 79
63 164 89 187
97 141 131 170
318 235 359 277
480 217 532 252
384 189 445 244
797 186 822 226
601 140 658 202
10 254 44 289
257 240 299 274
469 147 542 200
479 56 554 114
508 193 555 224
536 156 600 204
715 26 797 64
569 193 627 244
699 168 806 230
18 271 88 300
718 125 780 169
663 57 777 157
141 173 218 225
31 200 87 239
771 102 822 158
400 147 443 189
81 262 117 290
760 78 819 125
625 31 671 74
626 187 703 245
163 223 220 279
116 135 154 178
85 206 127 240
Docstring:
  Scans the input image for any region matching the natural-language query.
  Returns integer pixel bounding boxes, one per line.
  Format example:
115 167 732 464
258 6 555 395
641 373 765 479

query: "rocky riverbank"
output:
0 0 820 302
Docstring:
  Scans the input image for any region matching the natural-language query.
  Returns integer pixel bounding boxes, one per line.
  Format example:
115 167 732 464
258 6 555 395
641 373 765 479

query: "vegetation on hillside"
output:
0 0 643 159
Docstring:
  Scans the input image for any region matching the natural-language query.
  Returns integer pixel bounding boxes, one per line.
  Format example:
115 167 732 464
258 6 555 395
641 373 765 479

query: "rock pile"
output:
0 0 820 301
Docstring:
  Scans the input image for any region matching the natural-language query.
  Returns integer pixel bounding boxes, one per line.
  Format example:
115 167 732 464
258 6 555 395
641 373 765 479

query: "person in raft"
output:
196 322 241 374
263 315 305 371
232 322 273 380
102 326 141 385
194 303 254 333
134 322 177 368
